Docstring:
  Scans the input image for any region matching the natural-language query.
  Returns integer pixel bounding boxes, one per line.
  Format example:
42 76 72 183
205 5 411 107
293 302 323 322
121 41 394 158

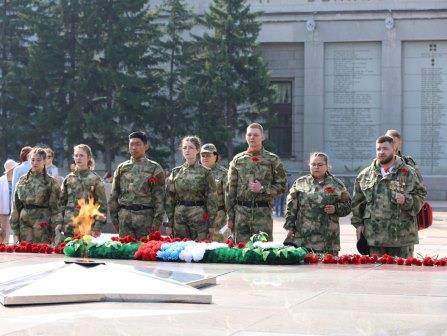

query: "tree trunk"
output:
104 145 112 174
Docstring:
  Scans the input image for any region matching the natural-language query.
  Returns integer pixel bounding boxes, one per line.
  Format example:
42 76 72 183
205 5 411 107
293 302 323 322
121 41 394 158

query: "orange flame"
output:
72 197 105 237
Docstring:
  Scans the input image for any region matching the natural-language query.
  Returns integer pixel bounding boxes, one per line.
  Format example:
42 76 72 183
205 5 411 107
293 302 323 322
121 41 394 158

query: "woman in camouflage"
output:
200 143 228 242
59 144 107 239
10 148 61 243
284 152 351 255
165 136 218 240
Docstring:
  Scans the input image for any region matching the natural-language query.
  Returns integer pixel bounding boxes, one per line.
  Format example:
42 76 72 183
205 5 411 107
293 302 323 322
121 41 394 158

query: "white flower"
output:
253 241 284 249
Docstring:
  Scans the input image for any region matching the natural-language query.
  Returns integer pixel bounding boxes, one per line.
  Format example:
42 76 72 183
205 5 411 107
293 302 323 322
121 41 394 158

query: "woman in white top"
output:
0 159 17 243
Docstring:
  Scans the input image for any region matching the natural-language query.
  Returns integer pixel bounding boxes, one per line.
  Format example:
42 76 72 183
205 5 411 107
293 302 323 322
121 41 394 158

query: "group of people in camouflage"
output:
7 124 426 258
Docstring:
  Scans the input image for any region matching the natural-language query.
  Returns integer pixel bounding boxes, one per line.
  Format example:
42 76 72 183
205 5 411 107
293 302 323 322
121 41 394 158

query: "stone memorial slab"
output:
403 41 447 175
324 42 381 173
0 262 213 306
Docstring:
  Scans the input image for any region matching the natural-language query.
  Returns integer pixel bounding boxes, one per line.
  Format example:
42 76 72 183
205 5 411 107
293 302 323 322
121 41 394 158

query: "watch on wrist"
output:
260 185 265 193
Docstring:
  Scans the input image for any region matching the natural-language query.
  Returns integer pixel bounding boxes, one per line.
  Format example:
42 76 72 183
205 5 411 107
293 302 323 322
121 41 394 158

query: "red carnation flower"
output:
0 245 5 252
39 222 49 229
6 245 14 253
225 239 235 248
147 176 159 184
400 167 409 174
324 185 335 193
251 156 259 162
237 242 246 249
149 231 161 241
202 212 210 221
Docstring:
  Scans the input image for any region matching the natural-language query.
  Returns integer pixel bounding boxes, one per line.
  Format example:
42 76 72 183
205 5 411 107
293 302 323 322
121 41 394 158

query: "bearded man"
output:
351 135 426 257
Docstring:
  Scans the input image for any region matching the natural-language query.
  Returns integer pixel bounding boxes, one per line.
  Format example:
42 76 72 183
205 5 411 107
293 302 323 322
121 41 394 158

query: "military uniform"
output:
226 147 287 243
10 171 61 243
165 162 217 240
60 169 108 237
351 156 427 257
210 164 228 242
284 173 351 254
109 157 165 239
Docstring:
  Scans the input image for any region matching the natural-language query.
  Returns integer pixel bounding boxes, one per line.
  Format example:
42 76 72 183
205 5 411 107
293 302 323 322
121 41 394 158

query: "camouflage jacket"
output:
165 161 218 228
211 164 228 210
284 173 351 251
109 157 165 227
351 156 427 247
10 171 62 232
226 147 287 222
60 169 108 230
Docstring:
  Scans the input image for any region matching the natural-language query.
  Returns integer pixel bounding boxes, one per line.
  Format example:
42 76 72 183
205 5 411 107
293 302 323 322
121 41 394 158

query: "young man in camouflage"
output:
226 123 287 242
109 131 165 239
351 135 427 257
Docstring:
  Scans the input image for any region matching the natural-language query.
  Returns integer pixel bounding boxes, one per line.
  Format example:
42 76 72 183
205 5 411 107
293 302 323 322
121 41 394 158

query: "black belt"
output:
218 206 225 211
237 200 270 208
121 204 154 211
23 204 48 210
176 200 205 206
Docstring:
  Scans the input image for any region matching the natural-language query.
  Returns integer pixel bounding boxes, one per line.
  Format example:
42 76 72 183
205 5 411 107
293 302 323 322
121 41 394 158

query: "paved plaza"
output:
0 204 446 336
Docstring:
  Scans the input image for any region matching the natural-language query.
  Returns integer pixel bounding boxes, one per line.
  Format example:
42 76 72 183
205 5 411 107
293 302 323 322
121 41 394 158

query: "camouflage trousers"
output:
173 205 208 240
118 208 155 239
212 210 228 242
14 209 53 243
234 205 273 243
369 245 414 258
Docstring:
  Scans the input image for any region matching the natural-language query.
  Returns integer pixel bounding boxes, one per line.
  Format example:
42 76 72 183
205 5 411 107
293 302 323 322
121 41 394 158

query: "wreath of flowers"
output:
1 231 445 267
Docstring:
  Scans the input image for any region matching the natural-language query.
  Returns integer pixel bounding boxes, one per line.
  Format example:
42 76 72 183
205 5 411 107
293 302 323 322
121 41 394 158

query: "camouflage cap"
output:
201 143 217 154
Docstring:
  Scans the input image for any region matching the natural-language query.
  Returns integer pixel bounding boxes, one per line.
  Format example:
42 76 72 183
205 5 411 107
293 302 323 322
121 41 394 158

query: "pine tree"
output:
185 0 274 159
159 0 195 168
0 0 34 161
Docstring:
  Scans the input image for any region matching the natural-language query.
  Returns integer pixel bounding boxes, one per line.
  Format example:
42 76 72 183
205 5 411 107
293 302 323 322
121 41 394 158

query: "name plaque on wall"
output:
324 42 381 173
403 41 447 175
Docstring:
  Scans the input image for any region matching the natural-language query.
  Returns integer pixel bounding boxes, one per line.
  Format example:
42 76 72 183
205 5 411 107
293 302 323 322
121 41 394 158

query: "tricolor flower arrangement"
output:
1 231 446 267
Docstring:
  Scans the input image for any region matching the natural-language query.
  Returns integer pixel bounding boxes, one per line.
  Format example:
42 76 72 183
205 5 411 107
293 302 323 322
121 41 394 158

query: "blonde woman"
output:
59 144 107 239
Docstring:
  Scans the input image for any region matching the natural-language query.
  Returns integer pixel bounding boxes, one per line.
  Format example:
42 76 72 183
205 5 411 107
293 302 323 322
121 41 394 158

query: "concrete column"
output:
303 39 325 163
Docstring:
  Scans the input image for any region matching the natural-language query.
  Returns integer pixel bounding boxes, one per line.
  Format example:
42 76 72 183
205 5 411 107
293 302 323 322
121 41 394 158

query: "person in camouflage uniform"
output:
226 123 287 243
351 135 427 257
59 144 108 240
109 131 165 239
165 136 218 240
200 143 228 242
284 152 351 255
10 148 62 243
386 129 423 181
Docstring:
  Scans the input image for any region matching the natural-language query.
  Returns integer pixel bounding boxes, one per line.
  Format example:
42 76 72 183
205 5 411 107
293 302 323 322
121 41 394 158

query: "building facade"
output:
179 0 447 199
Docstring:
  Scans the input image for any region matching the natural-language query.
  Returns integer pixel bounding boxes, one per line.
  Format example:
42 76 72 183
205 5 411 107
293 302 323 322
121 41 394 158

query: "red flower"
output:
237 242 246 249
39 222 49 229
422 257 434 266
6 245 14 253
75 202 81 209
400 167 409 174
0 244 6 252
149 231 161 241
322 253 336 264
225 239 235 248
324 185 335 193
202 212 210 221
251 156 259 162
147 176 159 184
